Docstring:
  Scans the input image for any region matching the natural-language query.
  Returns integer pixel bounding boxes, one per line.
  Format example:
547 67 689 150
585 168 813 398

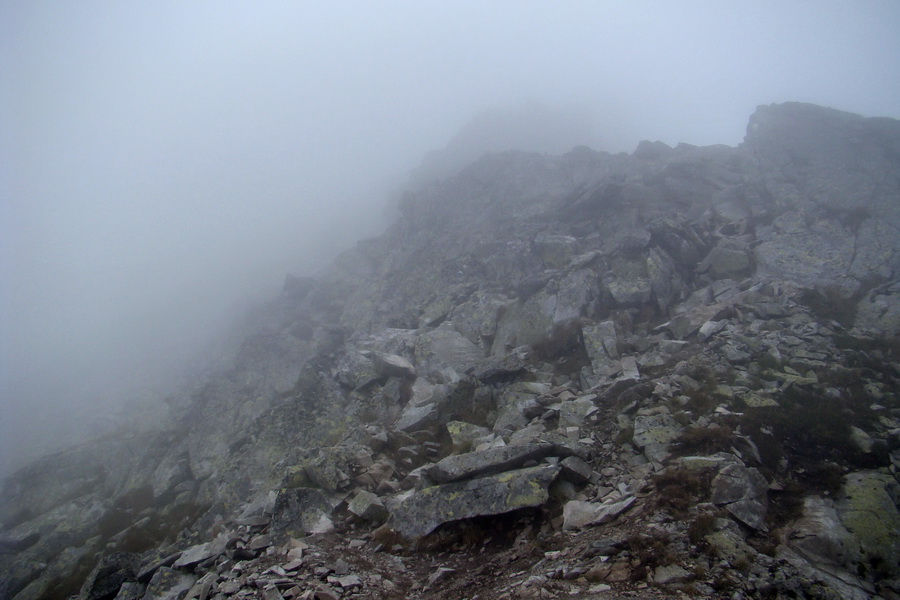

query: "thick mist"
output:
2 2 899 476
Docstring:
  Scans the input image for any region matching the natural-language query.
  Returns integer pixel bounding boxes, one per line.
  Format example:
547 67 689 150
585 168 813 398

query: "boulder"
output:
632 413 681 448
836 471 900 578
369 352 416 379
606 278 652 306
171 535 227 568
425 443 561 484
142 567 196 600
448 291 510 349
347 490 389 524
445 421 491 452
711 462 768 530
415 324 484 381
785 496 862 573
582 321 619 364
559 456 594 485
271 488 335 539
558 395 598 429
78 552 140 600
396 403 439 432
390 465 561 538
854 281 900 337
697 238 753 280
562 496 635 530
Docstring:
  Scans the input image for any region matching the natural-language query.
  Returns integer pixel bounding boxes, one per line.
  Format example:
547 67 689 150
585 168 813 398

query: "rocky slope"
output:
2 102 900 600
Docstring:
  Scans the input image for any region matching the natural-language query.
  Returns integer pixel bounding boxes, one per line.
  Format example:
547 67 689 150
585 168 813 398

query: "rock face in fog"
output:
2 103 899 600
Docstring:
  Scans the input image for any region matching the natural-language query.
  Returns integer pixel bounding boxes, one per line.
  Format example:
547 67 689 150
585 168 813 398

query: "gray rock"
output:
698 238 752 280
582 321 619 366
448 291 510 349
534 233 577 269
370 351 416 379
653 564 691 584
552 269 599 322
558 456 593 485
558 396 598 429
426 443 560 483
390 465 560 538
632 413 680 448
415 324 484 381
836 471 900 578
111 582 145 600
143 567 196 600
271 488 335 539
562 496 635 530
396 402 439 432
347 490 389 524
607 278 653 306
171 535 227 568
785 496 862 573
445 421 491 452
854 280 900 336
78 552 140 600
848 426 873 454
619 356 640 380
711 462 768 529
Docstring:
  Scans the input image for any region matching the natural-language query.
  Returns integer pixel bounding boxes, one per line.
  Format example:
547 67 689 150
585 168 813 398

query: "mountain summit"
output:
2 102 899 600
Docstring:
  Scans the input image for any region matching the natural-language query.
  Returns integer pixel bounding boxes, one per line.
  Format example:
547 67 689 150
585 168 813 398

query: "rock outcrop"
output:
2 102 899 600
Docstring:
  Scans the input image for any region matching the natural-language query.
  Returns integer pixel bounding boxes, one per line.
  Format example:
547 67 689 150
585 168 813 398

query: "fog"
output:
2 1 899 476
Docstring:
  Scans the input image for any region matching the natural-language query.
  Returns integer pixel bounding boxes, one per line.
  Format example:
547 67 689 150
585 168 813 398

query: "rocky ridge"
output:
2 102 900 600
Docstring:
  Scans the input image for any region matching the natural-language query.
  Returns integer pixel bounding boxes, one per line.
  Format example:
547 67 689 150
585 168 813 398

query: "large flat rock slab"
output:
425 443 561 483
390 465 560 538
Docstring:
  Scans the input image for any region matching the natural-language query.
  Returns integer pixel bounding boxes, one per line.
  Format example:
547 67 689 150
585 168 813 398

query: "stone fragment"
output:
311 588 340 600
653 564 691 584
425 443 561 483
426 567 456 588
390 465 560 538
837 471 900 578
679 453 735 470
619 356 640 380
562 496 635 530
172 535 227 568
143 567 196 600
632 413 680 448
78 552 140 600
333 575 362 589
558 396 598 429
184 572 215 600
369 352 416 378
854 281 900 337
445 420 491 451
558 456 593 485
414 324 484 381
271 488 335 539
347 490 389 524
581 321 619 368
785 495 862 573
698 319 727 341
698 239 752 280
657 339 689 355
849 426 873 454
396 402 439 432
262 586 284 600
334 351 381 390
112 582 145 600
711 462 768 529
607 278 652 306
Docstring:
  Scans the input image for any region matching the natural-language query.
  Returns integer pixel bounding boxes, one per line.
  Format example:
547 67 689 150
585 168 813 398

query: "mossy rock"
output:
837 471 900 577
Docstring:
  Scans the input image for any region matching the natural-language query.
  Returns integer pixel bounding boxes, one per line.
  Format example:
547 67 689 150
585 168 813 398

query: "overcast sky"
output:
2 1 899 473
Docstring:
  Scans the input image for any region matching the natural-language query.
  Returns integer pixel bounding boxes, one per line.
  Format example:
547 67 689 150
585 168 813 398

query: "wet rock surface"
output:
2 102 900 600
